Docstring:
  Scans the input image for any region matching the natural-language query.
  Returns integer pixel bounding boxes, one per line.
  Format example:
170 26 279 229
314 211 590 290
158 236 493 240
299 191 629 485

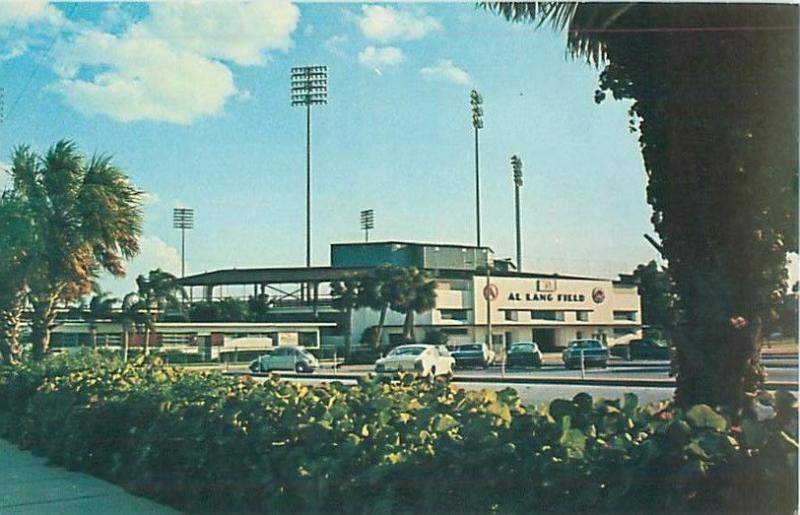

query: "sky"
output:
3 1 790 298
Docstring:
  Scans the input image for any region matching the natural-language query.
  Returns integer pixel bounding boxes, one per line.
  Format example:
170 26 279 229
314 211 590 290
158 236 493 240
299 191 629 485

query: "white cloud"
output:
420 59 472 86
48 0 299 124
51 28 237 125
0 1 63 28
324 34 347 57
358 46 405 74
358 5 441 42
0 2 66 62
143 1 299 67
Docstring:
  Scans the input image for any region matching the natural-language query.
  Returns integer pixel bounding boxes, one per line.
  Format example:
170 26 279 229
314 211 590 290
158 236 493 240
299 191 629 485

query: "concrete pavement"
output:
0 439 177 514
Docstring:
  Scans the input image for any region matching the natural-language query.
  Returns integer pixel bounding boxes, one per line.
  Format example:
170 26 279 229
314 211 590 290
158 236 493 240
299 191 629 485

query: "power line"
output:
6 3 78 121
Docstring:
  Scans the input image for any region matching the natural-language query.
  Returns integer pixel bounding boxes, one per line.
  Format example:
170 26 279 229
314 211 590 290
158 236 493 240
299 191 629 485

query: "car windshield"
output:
388 346 426 356
456 344 482 351
569 340 602 349
510 343 535 352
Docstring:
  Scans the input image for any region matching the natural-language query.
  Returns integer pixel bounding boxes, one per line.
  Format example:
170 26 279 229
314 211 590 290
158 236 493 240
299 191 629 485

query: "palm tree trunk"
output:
403 310 415 343
91 326 97 350
344 308 353 359
375 304 388 350
122 330 129 362
0 301 23 365
31 298 56 361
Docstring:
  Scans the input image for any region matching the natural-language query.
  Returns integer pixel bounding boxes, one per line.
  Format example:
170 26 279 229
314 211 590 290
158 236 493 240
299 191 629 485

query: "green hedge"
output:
0 351 797 514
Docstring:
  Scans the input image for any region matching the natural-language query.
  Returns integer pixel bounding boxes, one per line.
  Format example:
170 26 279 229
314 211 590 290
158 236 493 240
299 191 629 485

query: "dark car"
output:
612 338 672 361
506 342 543 369
562 339 609 369
629 339 671 360
450 343 495 369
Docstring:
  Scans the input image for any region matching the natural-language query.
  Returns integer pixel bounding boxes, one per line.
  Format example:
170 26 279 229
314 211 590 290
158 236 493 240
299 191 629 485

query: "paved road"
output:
256 375 675 406
454 363 798 384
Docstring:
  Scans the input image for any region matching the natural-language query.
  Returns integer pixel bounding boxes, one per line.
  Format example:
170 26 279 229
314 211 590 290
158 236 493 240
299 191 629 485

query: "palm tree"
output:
0 191 34 365
83 291 117 350
395 268 437 343
135 269 184 356
119 292 149 362
357 265 409 349
7 141 143 360
484 3 798 410
330 276 362 359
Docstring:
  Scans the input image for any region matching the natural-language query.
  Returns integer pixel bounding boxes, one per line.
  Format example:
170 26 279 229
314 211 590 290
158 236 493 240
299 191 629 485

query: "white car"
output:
374 344 455 379
249 346 319 373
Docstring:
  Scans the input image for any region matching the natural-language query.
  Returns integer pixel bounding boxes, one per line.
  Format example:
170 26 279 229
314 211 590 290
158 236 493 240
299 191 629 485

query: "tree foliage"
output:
3 141 144 360
631 260 677 333
0 354 796 514
131 268 184 356
485 3 798 410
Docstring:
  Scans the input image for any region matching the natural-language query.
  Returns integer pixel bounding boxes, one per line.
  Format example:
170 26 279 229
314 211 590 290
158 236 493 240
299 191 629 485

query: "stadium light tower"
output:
360 209 374 242
291 65 328 268
511 155 523 271
470 90 484 247
172 207 194 278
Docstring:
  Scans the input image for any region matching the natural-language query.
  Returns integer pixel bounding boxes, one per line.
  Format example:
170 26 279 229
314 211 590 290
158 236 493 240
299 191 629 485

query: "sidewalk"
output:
0 439 177 514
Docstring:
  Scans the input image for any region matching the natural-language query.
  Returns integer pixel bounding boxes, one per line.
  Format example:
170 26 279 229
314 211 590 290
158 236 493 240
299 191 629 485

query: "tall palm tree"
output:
8 141 143 360
83 291 117 350
135 269 184 356
484 3 798 410
330 276 362 358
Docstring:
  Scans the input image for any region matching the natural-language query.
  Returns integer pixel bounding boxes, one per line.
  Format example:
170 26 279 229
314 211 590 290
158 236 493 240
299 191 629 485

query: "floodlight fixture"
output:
360 209 374 242
172 208 194 278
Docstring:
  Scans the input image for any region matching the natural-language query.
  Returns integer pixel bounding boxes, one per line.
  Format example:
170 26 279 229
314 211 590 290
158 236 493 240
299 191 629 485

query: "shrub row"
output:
0 351 797 514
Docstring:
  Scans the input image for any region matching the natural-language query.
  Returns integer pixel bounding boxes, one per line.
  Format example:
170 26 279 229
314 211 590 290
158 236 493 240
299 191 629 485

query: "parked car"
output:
450 342 496 369
248 346 319 373
611 338 672 361
506 342 543 368
374 344 455 379
629 338 672 360
562 339 609 369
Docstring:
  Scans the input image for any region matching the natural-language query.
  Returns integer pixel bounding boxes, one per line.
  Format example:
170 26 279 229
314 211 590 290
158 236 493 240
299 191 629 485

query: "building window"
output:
531 310 564 321
576 331 583 339
575 311 590 322
298 332 318 347
504 310 519 321
440 309 469 321
613 311 638 322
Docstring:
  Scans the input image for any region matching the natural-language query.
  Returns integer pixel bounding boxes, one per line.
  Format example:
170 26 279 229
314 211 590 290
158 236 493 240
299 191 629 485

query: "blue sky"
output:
1 1 672 296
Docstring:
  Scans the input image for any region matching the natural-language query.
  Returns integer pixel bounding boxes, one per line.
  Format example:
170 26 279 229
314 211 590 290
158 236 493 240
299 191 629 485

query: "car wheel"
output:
295 362 305 373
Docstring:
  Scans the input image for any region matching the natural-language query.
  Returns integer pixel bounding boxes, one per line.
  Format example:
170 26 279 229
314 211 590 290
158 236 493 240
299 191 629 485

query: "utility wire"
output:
5 3 78 121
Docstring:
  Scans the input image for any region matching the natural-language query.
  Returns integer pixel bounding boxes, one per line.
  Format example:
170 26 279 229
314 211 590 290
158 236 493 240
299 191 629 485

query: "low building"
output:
177 241 642 352
51 321 334 358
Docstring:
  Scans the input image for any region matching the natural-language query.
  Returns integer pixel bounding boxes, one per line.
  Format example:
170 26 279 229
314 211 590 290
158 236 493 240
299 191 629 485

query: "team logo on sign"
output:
483 283 499 301
591 287 605 304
